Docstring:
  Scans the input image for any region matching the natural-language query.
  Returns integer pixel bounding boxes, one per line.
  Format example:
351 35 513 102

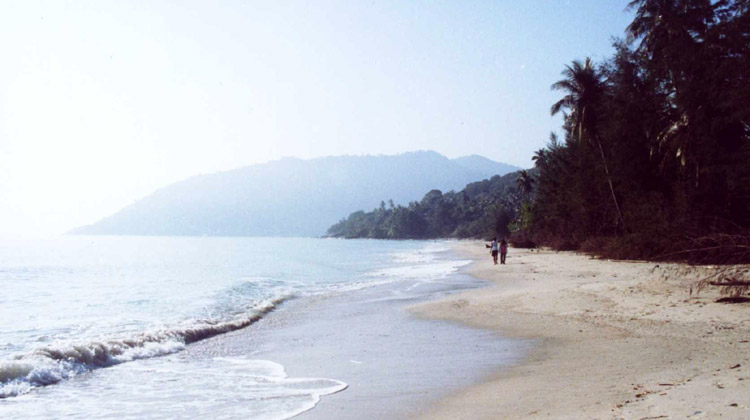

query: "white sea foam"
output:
323 277 399 293
390 242 451 264
323 245 467 294
199 358 348 420
0 296 291 398
0 357 348 420
368 259 471 281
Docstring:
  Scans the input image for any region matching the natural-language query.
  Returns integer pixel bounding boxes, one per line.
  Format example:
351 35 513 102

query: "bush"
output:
509 230 536 248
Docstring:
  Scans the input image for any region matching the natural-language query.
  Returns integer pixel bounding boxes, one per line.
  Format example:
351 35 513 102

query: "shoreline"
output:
184 242 528 419
410 241 750 419
1 239 528 420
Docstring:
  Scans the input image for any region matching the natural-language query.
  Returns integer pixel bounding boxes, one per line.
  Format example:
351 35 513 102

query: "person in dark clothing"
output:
500 238 508 264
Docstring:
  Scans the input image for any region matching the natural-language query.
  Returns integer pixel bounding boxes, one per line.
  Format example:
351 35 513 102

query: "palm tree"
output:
532 133 562 169
547 132 560 149
626 0 711 54
516 170 535 198
551 58 626 230
551 59 605 144
626 0 718 179
531 149 547 168
626 0 714 97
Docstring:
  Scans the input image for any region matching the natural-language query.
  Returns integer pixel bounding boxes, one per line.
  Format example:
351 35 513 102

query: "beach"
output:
3 238 749 419
412 242 750 419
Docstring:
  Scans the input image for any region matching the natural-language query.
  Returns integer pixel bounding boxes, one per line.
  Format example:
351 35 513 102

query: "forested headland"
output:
326 170 533 240
328 1 750 264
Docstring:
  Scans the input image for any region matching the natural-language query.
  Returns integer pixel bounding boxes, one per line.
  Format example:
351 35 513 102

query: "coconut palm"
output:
516 170 535 198
532 133 562 169
551 58 626 230
551 59 607 144
626 0 712 56
626 0 721 178
626 0 714 95
531 149 547 168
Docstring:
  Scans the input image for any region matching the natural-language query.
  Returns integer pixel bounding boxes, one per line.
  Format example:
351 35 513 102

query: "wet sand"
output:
412 242 750 419
188 265 529 419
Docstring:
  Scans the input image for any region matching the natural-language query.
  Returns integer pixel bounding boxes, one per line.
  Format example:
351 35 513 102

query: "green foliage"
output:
326 172 526 240
530 0 750 262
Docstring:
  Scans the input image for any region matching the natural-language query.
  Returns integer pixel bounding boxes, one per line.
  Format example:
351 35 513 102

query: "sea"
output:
0 236 487 419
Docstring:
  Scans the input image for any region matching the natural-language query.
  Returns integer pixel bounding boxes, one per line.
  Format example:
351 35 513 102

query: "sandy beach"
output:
183 251 527 420
412 242 750 419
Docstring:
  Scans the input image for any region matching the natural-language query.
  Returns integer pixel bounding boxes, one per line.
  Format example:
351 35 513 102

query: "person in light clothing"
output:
488 237 499 265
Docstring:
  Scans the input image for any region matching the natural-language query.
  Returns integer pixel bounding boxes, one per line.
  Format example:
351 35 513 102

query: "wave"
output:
390 242 451 264
0 296 290 399
368 259 470 282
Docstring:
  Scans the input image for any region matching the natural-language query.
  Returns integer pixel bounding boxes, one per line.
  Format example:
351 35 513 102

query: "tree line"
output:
326 171 530 240
526 0 750 263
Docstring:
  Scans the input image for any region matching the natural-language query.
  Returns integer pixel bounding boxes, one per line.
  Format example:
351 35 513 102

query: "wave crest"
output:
0 296 290 398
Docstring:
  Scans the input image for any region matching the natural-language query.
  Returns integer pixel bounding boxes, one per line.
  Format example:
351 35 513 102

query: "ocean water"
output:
0 236 469 418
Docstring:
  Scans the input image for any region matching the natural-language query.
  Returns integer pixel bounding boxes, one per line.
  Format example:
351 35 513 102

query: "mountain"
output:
71 151 520 237
452 155 518 176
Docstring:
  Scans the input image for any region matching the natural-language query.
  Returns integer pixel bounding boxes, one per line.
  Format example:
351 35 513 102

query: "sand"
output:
185 265 526 420
411 242 750 419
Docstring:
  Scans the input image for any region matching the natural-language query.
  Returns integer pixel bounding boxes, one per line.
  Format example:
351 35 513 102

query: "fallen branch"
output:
707 281 750 287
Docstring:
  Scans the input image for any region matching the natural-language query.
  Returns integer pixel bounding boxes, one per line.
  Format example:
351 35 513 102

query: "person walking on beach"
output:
500 238 508 264
489 237 499 265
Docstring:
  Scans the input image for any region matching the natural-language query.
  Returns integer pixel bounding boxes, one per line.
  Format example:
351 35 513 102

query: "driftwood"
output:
716 297 750 303
696 275 750 302
707 281 750 287
655 223 750 265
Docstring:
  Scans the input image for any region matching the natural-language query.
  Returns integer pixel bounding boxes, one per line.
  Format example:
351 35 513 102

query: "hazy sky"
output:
0 0 633 235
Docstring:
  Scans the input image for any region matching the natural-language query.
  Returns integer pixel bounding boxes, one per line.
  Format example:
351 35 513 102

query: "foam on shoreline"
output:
0 296 290 398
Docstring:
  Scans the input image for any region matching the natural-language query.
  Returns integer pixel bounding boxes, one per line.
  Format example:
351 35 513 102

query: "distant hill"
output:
71 151 520 237
452 154 517 176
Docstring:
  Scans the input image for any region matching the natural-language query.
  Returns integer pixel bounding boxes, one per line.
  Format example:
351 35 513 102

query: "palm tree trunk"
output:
595 137 626 232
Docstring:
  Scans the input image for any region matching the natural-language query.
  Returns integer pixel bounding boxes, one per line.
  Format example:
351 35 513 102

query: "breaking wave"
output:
0 296 290 398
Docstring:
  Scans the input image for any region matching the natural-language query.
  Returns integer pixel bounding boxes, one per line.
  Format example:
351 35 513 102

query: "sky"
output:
0 0 634 235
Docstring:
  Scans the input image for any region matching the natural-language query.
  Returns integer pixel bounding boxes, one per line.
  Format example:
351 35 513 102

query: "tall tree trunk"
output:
595 137 627 232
